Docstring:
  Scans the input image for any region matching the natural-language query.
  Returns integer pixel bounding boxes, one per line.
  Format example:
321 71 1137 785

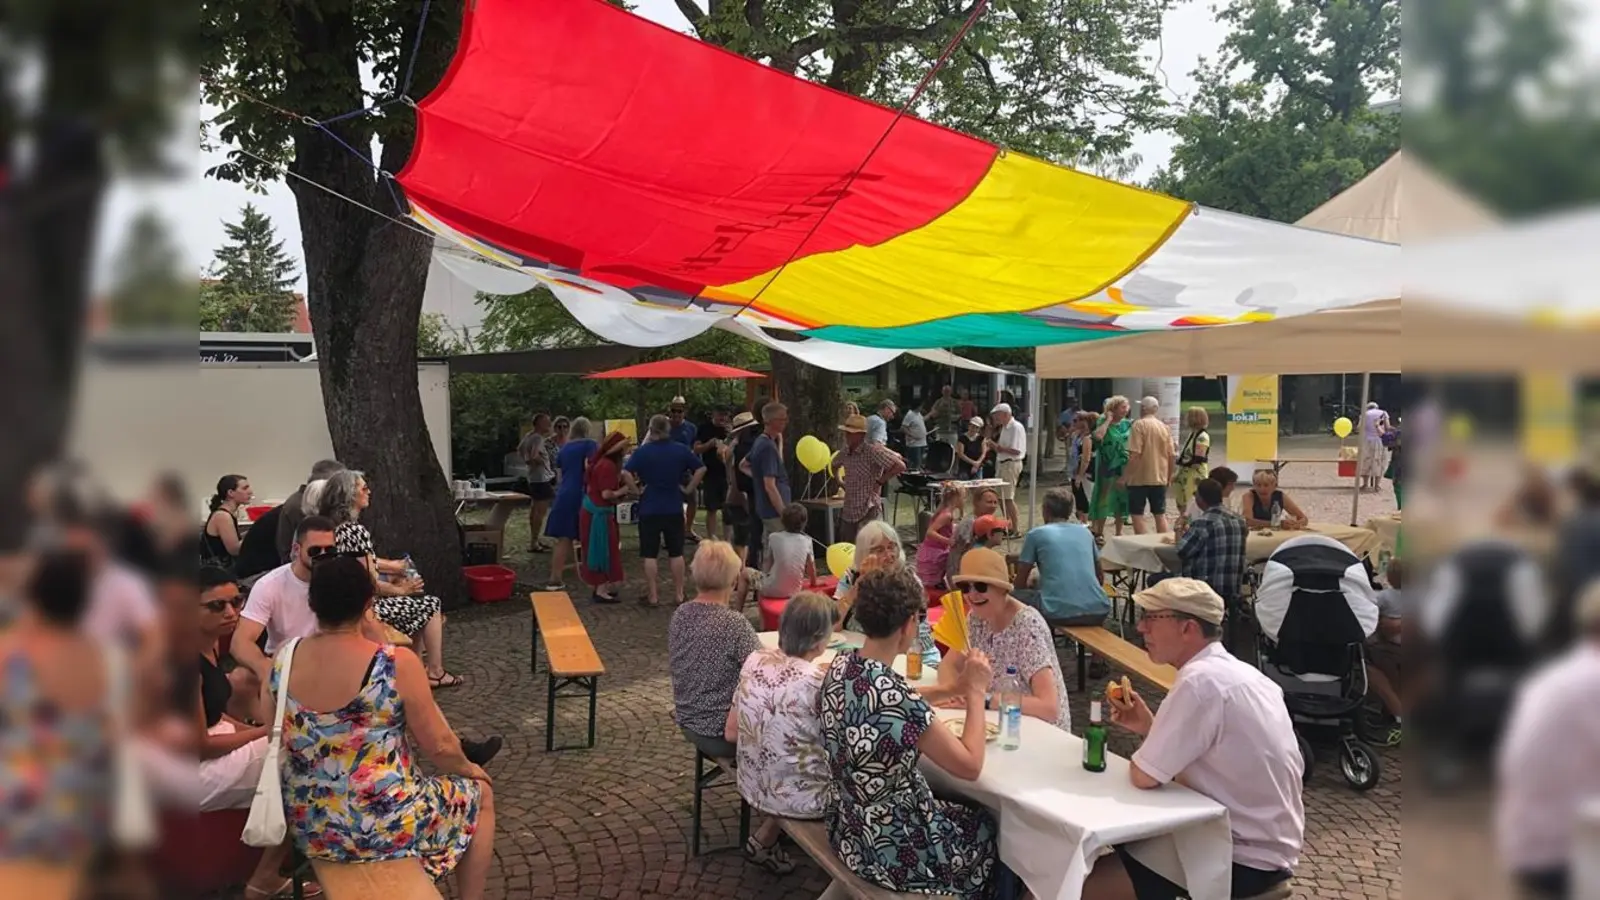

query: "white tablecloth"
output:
1101 522 1381 574
921 711 1233 900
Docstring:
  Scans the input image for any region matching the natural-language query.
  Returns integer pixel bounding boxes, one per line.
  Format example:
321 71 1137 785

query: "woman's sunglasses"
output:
955 581 992 594
201 597 246 613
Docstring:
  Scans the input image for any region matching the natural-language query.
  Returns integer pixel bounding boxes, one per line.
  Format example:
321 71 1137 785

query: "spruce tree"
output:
200 203 300 332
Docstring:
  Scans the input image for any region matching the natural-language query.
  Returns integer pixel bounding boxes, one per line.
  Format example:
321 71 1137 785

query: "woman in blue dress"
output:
544 417 597 590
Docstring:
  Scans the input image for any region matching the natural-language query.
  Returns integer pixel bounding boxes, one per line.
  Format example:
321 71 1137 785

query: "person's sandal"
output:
245 879 323 899
744 835 796 875
428 671 466 689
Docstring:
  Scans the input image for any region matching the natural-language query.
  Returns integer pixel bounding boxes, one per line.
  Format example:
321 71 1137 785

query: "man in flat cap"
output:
1106 578 1305 900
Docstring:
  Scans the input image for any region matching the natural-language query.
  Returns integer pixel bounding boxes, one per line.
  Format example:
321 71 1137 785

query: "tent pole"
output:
1028 373 1040 532
1350 372 1370 526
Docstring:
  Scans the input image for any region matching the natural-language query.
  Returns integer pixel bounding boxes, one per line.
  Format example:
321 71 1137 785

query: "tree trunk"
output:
0 121 104 553
284 1 466 605
769 349 843 492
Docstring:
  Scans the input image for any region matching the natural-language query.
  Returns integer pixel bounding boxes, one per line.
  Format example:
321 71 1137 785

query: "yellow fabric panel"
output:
708 152 1190 329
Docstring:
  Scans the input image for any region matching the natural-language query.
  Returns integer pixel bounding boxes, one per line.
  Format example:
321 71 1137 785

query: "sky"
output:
137 0 1226 291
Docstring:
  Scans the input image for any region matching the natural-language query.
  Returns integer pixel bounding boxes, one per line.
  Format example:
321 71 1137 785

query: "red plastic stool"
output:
759 597 786 631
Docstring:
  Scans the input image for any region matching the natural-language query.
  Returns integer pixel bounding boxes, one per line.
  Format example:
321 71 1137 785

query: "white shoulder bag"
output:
107 643 157 849
242 637 301 847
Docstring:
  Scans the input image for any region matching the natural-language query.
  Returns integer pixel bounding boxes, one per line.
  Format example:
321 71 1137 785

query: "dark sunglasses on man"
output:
306 545 361 564
200 596 246 614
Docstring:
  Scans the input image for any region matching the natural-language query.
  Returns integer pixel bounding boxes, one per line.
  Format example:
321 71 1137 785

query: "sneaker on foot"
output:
744 836 796 875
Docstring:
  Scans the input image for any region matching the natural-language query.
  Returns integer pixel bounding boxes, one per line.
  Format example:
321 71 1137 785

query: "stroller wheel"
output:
1339 738 1382 791
1296 733 1315 785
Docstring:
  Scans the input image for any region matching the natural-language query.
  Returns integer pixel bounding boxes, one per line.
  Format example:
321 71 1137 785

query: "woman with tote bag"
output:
254 555 495 899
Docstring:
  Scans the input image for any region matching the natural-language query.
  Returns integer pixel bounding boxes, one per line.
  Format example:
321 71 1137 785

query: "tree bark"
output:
769 349 844 492
287 1 467 605
0 118 104 552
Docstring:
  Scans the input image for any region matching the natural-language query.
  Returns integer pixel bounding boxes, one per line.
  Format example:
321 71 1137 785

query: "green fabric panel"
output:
802 314 1130 349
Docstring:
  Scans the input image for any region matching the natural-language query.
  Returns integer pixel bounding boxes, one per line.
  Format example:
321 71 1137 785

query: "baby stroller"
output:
1254 534 1384 791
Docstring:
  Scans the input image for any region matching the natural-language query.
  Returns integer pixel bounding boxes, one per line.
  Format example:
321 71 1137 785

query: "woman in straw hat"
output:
579 431 633 602
925 548 1072 732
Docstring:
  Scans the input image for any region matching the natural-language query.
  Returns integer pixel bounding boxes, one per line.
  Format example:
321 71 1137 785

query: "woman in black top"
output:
1242 469 1308 529
955 417 989 479
201 474 253 569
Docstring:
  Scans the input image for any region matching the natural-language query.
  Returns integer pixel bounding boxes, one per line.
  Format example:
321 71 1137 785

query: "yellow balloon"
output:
1332 416 1354 439
796 435 831 473
826 542 855 577
1448 413 1473 441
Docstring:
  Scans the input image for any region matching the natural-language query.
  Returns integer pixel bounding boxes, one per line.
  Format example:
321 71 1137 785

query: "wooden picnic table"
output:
454 490 531 532
1256 457 1346 476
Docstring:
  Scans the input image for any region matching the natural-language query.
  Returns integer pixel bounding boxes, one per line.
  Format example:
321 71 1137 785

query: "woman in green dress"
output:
1088 396 1132 541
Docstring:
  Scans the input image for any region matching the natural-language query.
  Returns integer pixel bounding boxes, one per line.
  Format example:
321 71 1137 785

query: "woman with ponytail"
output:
201 475 252 568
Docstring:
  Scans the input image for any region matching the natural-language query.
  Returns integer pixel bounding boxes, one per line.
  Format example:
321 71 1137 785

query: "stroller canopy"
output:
1256 535 1380 676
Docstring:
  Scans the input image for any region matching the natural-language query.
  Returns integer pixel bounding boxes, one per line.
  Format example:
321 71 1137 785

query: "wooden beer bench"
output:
1058 625 1177 694
779 819 955 899
530 591 604 752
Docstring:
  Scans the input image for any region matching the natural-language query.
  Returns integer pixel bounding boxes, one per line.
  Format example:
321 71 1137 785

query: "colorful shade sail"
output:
402 0 1398 350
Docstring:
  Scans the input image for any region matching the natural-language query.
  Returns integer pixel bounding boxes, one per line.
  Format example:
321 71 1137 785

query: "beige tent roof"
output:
1295 151 1498 242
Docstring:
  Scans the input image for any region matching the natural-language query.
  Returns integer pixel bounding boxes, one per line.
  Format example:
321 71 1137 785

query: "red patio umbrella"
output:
583 358 764 380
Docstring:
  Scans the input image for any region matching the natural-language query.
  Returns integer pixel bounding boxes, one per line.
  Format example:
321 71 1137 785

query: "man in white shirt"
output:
866 399 895 446
232 514 506 766
900 405 929 470
1109 578 1304 899
232 515 339 682
1495 581 1600 898
988 403 1028 528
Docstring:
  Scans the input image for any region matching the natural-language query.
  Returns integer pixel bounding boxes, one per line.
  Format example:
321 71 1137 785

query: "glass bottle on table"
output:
906 614 924 681
1083 700 1107 772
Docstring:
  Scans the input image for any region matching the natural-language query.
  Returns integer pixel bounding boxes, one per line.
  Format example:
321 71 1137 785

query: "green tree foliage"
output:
1151 0 1399 222
1406 0 1600 213
200 203 301 332
106 209 196 330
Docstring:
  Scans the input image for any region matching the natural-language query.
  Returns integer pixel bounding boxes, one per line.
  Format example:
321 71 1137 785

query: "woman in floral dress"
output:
927 548 1073 733
0 551 112 900
308 470 461 688
273 556 494 898
819 565 1000 899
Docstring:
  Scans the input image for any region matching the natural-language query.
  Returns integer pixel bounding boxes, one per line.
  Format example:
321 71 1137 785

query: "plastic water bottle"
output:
403 554 419 581
998 665 1023 751
1270 500 1283 529
477 472 489 493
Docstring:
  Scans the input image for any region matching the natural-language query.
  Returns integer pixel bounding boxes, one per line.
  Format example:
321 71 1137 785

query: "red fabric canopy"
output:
584 358 764 380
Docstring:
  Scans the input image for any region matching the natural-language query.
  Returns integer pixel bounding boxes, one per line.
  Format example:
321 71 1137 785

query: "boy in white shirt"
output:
759 503 816 601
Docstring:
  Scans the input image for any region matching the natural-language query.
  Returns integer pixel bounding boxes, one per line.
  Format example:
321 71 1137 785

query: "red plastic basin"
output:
245 504 274 521
464 564 517 603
